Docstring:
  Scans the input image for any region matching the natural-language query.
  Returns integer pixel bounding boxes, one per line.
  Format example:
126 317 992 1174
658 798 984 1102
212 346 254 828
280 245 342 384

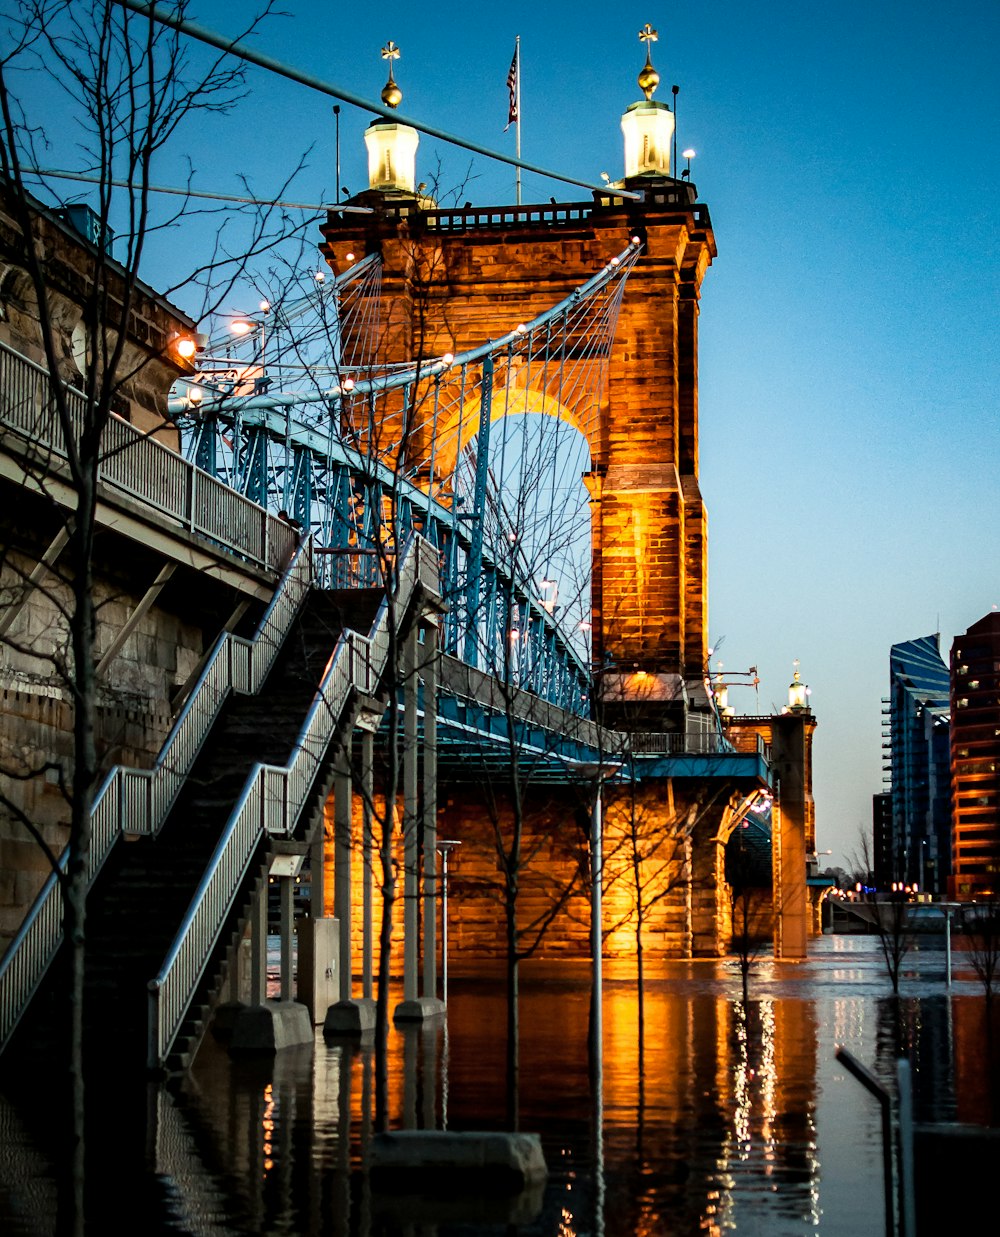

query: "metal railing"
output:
0 338 295 572
0 542 312 1054
629 731 737 756
147 534 439 1070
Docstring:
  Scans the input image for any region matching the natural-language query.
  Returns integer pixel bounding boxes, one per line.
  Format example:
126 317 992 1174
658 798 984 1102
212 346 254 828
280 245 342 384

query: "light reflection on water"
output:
1 935 995 1234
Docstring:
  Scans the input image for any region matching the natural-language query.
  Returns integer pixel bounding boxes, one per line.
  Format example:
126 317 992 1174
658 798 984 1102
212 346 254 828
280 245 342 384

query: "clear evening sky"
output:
20 1 1000 866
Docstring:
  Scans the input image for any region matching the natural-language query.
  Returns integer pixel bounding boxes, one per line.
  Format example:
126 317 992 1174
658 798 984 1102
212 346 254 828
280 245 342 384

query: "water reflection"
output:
3 936 999 1234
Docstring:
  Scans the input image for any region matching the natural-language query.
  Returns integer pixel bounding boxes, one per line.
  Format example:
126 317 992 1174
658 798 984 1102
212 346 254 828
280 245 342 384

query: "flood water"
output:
2 934 997 1234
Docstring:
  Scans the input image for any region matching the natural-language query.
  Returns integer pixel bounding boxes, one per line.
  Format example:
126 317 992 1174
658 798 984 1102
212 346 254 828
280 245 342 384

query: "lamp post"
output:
437 839 461 1007
708 662 760 719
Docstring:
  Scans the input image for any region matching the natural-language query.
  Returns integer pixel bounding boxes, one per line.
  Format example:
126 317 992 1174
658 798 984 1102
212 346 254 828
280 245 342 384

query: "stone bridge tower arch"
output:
322 187 716 734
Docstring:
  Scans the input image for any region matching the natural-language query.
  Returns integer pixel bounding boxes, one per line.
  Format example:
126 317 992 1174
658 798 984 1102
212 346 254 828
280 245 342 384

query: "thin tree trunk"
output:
505 892 519 1130
636 924 645 1062
375 806 396 1132
63 492 98 1237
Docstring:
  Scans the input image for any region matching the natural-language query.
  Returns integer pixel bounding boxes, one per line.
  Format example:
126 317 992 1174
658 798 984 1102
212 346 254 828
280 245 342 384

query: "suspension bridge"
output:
0 47 815 1080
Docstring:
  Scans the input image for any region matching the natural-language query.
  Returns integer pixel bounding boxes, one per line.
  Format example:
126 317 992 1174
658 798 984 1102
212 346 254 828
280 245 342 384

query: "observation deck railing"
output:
0 339 295 572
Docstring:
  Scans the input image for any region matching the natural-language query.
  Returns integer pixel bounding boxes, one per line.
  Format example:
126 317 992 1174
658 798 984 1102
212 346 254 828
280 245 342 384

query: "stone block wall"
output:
0 540 215 947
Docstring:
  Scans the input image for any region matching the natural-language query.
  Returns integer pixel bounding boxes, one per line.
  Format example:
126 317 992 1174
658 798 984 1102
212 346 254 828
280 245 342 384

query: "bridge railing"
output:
147 533 439 1070
0 338 295 572
628 731 738 756
0 541 312 1054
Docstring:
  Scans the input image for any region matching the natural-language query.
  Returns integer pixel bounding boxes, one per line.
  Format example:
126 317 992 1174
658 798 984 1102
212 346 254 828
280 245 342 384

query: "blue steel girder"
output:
185 403 592 715
634 751 773 788
241 425 270 508
463 354 494 668
288 445 312 528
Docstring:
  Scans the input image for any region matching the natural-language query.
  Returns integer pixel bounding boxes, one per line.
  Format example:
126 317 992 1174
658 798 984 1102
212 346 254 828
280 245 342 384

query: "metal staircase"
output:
81 588 375 1077
0 534 440 1076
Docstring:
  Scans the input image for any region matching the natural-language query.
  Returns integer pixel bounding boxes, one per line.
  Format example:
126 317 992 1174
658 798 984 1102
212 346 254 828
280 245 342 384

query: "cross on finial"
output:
636 23 660 101
379 40 403 108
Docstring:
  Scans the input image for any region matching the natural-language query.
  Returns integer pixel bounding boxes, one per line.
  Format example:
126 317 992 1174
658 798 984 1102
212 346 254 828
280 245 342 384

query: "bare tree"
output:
965 901 1000 1031
0 1 309 1227
601 742 722 1054
850 827 913 996
449 488 595 1129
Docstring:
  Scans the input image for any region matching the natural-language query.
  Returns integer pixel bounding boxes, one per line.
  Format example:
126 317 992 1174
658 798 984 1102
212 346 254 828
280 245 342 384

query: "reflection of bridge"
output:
0 59 814 1075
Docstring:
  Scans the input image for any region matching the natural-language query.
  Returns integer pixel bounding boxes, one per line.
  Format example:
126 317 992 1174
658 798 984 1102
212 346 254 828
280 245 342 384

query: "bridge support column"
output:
334 753 353 1001
772 715 811 960
250 881 267 1006
361 728 375 1001
422 622 439 1003
402 623 419 1005
279 875 294 1002
395 620 445 1023
323 747 376 1036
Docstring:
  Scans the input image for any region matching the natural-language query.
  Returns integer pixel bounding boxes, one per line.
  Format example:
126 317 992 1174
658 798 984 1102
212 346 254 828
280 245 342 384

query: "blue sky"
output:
20 1 1000 865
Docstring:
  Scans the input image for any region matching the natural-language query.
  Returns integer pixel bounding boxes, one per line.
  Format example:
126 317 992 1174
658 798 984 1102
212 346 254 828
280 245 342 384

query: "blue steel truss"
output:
174 242 643 715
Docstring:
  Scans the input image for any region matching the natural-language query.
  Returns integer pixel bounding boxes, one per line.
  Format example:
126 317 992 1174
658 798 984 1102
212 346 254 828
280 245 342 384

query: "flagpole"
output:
515 35 522 205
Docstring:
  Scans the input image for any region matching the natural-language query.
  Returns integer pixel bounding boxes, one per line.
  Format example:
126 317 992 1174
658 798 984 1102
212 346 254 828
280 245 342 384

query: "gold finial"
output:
380 40 402 109
637 23 660 101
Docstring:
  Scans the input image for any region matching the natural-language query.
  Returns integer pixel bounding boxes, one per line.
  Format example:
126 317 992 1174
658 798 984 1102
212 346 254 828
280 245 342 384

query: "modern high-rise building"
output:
949 612 1000 899
884 635 952 893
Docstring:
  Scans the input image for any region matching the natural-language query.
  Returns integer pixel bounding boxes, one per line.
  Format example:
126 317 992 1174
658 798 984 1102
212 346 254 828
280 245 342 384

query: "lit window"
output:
969 680 980 688
958 698 969 707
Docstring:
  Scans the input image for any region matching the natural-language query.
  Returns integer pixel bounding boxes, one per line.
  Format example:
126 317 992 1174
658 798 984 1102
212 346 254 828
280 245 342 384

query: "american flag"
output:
504 44 519 131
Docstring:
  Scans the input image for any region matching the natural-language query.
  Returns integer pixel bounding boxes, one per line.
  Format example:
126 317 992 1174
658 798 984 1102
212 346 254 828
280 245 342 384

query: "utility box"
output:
297 917 339 1023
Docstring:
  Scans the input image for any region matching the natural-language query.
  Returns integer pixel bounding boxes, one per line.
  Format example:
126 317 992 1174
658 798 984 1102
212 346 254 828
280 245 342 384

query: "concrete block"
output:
393 996 446 1023
323 997 376 1037
228 1001 313 1055
371 1129 547 1189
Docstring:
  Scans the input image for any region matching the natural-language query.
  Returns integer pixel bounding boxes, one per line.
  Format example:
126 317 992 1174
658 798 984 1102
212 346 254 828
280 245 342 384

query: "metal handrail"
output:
147 534 439 1069
0 541 312 1054
0 338 295 571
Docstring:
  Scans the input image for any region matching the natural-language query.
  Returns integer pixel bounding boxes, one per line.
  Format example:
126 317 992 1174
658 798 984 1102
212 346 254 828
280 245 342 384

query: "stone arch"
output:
428 356 598 485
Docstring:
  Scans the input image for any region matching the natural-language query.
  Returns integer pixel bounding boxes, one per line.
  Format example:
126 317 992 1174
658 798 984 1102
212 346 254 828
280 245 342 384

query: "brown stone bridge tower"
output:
321 82 715 733
319 36 812 960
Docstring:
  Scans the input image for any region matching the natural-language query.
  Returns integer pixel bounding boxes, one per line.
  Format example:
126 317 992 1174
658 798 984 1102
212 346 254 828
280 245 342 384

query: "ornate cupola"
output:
786 662 810 712
364 41 419 194
621 23 675 179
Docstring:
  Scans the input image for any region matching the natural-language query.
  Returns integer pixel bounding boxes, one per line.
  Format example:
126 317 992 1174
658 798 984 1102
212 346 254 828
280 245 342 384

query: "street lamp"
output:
437 839 461 1006
709 662 760 717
